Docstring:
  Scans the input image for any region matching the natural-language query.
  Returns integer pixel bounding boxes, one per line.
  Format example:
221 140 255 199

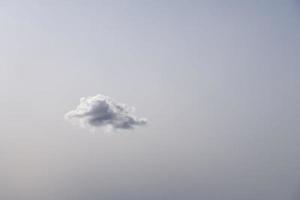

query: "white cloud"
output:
65 94 147 131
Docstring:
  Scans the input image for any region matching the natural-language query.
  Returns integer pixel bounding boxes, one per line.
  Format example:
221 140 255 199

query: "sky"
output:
0 1 300 200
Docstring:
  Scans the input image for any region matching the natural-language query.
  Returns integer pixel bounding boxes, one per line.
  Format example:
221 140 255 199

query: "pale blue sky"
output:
0 1 299 200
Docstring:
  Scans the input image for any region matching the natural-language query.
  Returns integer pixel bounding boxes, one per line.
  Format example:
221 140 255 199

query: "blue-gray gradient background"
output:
0 1 299 200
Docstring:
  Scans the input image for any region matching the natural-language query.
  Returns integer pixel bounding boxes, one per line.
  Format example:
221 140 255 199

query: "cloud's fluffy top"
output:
65 94 147 131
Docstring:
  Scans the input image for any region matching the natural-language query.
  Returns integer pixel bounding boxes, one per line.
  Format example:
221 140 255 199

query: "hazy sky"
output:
0 1 299 200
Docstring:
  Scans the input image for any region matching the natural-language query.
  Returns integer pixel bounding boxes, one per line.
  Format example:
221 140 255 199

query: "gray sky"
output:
0 1 300 200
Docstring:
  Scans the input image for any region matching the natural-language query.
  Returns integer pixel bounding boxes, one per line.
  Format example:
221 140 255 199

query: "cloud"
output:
64 94 147 131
